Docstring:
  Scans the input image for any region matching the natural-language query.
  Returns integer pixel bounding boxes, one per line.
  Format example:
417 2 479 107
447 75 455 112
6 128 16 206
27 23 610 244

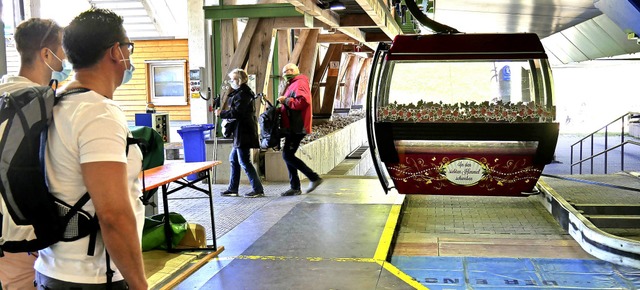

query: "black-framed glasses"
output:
120 42 134 55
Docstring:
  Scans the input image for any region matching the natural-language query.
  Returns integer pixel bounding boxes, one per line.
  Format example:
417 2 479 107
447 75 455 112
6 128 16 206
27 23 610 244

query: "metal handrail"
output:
570 112 640 174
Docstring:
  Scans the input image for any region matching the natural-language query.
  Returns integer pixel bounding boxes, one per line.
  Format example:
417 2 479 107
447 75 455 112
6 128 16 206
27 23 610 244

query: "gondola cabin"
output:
366 33 559 196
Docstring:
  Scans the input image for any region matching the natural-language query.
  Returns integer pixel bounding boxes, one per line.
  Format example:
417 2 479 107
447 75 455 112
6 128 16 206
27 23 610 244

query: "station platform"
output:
145 171 640 289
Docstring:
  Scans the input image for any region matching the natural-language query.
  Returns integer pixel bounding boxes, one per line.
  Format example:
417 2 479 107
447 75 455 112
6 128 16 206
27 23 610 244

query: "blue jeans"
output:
228 147 264 193
282 133 320 190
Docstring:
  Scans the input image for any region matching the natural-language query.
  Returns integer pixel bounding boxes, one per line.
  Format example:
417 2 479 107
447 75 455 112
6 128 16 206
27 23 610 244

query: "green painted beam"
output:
204 4 302 20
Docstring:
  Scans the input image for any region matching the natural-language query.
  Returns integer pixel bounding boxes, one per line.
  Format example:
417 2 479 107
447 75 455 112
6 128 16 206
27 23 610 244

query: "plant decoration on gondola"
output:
378 101 555 123
365 0 559 197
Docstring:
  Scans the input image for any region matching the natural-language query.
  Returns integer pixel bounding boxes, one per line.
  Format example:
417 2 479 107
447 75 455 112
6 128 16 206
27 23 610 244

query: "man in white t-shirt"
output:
33 8 147 290
0 18 69 290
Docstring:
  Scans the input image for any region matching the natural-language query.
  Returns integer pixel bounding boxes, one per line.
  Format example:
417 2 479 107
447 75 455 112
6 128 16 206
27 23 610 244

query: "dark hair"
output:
63 8 126 69
14 18 62 65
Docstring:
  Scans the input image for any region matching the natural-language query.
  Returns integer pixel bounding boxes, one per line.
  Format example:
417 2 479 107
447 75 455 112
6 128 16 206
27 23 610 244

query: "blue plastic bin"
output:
177 124 214 180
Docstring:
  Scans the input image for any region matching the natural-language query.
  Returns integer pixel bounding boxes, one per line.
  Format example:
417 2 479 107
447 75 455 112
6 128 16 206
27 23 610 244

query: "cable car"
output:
366 32 559 196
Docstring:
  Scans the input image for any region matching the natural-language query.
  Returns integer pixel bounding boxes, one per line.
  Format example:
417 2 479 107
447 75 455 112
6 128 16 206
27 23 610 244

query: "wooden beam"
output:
352 0 401 39
311 43 342 113
298 29 319 81
246 18 276 96
227 18 259 75
289 29 311 66
319 43 343 115
286 0 369 45
354 58 372 107
273 17 328 29
341 55 360 108
340 14 377 28
220 19 238 108
365 32 392 42
317 33 359 44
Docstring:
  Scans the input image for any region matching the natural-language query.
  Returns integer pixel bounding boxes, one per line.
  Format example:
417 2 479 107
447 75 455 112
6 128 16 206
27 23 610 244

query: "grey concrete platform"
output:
149 134 640 289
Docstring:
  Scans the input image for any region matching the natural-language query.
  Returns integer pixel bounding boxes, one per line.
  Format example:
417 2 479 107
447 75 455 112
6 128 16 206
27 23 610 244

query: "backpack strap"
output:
55 88 90 105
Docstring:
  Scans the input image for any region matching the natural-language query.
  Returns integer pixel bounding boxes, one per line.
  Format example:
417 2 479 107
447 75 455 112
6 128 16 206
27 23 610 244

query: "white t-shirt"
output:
34 90 144 284
0 75 37 92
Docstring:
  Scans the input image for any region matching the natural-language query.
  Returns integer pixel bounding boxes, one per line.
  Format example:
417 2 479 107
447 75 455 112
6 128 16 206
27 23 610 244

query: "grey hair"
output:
229 68 248 84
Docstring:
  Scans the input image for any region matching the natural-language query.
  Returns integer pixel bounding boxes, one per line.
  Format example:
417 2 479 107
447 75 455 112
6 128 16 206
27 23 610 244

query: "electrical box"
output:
189 67 207 99
135 113 170 143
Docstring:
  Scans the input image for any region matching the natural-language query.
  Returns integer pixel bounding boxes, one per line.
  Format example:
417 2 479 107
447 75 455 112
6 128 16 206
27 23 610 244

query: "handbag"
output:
221 119 237 138
141 212 188 251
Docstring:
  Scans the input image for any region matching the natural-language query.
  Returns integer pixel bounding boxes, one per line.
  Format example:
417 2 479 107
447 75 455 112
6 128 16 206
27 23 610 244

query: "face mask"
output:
44 48 71 82
118 47 135 85
283 74 296 81
229 79 240 90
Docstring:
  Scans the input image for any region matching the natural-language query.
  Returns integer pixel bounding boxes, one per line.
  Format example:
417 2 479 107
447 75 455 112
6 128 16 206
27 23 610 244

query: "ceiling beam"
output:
273 17 329 29
285 0 371 48
340 14 377 28
365 32 392 42
318 33 359 44
203 4 302 20
352 0 401 39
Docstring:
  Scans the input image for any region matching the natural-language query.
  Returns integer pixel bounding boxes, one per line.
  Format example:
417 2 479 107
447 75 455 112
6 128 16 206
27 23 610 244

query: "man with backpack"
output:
277 63 324 196
32 8 147 289
0 18 68 290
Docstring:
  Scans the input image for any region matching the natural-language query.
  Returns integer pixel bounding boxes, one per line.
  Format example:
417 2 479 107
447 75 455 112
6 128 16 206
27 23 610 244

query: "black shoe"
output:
281 189 302 196
221 190 239 197
306 177 324 193
244 191 265 198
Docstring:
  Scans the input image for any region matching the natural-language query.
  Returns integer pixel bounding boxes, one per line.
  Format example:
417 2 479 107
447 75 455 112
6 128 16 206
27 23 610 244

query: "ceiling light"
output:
329 0 346 10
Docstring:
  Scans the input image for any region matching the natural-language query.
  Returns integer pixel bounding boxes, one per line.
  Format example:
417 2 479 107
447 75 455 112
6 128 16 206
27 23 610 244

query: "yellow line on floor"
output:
227 255 377 263
374 196 404 261
377 261 429 290
159 246 225 290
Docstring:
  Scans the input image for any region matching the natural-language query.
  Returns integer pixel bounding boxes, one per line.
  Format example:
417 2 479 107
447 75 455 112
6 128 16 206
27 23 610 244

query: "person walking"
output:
33 8 148 290
0 17 70 290
216 68 265 198
277 63 323 196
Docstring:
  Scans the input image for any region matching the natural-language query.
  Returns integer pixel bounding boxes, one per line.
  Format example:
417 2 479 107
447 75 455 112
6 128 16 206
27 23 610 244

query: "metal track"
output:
536 180 640 269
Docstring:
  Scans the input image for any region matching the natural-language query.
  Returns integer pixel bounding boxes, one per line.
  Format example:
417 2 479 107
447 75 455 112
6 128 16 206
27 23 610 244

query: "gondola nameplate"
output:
442 158 486 186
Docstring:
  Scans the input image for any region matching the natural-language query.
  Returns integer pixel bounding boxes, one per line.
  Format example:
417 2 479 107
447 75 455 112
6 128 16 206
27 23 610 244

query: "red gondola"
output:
366 29 558 196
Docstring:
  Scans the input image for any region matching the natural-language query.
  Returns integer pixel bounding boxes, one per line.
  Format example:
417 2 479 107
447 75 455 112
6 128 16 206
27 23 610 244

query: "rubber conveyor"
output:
536 175 640 269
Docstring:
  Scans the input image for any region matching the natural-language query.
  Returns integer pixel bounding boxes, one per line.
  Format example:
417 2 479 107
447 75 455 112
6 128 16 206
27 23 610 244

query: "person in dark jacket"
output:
277 63 323 196
216 68 264 197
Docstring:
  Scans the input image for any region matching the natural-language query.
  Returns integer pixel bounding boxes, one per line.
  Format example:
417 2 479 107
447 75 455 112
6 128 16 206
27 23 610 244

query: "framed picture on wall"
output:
146 60 188 106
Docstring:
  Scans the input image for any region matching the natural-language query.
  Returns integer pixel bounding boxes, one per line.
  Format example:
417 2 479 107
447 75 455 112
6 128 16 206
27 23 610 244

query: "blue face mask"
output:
118 47 135 85
45 48 71 82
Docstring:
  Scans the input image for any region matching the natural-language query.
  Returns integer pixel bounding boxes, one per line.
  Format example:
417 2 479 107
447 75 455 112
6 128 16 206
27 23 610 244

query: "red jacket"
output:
279 74 313 134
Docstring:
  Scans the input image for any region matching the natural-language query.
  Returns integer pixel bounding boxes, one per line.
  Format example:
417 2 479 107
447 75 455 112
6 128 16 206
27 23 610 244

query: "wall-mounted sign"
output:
442 158 487 186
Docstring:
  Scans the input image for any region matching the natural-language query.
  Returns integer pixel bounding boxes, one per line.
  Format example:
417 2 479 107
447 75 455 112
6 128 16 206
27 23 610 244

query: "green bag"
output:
141 212 188 251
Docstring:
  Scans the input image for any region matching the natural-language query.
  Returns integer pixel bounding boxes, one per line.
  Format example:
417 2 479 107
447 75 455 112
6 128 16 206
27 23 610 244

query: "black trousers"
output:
281 133 319 190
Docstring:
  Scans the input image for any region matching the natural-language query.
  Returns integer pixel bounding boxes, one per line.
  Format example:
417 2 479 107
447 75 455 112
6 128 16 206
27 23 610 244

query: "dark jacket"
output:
279 74 313 134
220 84 260 148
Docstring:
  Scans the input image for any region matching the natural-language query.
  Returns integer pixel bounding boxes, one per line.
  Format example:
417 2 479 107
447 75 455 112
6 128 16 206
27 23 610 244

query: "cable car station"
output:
1 0 640 289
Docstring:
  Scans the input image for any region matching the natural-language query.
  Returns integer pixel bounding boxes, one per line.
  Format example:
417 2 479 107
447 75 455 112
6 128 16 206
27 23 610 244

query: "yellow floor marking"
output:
158 246 224 290
378 260 429 289
374 201 403 261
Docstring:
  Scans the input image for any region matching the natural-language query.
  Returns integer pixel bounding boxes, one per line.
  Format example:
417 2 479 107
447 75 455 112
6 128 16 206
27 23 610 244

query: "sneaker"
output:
221 190 239 197
281 189 302 196
244 191 265 198
306 178 324 193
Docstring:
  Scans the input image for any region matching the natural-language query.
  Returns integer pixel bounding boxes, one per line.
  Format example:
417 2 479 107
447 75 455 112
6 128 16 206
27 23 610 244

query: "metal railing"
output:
570 112 640 174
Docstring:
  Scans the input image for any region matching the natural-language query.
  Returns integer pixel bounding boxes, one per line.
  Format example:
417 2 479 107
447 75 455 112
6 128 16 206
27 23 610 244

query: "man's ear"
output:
106 43 121 62
39 47 50 62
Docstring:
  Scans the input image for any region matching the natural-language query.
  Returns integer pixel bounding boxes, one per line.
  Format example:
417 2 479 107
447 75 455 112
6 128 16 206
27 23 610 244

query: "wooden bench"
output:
141 161 223 253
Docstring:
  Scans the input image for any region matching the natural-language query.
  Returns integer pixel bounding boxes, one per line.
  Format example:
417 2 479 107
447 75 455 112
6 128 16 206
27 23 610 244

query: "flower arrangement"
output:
377 101 555 123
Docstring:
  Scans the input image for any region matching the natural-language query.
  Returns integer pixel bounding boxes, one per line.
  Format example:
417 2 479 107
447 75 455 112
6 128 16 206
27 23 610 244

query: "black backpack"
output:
259 98 283 149
0 85 139 256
